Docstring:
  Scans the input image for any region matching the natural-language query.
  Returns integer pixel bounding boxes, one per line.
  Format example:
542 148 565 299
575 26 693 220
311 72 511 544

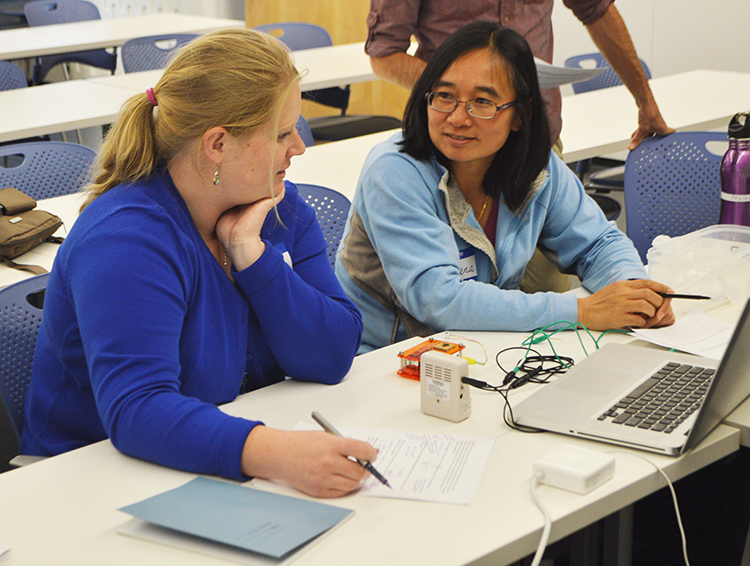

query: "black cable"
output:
461 347 576 432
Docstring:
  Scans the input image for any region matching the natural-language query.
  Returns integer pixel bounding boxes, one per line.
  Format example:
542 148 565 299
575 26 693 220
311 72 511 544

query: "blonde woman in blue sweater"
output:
22 29 375 498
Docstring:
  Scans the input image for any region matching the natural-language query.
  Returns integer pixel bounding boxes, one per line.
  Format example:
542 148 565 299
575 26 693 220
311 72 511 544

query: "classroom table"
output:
87 42 378 96
0 329 740 566
559 69 750 163
0 80 135 143
0 12 244 61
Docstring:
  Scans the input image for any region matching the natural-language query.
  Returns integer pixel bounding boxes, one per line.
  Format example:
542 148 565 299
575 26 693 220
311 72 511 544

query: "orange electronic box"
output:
396 338 465 380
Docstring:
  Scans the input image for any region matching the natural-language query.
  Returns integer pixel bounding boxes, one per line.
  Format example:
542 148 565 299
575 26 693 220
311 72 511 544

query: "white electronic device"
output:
420 351 471 422
532 444 615 494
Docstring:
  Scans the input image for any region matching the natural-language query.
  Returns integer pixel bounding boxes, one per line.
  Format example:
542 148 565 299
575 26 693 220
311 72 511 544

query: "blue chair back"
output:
295 184 350 268
254 22 332 51
24 0 117 84
254 22 351 114
565 52 651 94
0 61 26 91
121 33 198 73
0 141 96 200
624 132 726 262
0 272 48 442
295 115 314 147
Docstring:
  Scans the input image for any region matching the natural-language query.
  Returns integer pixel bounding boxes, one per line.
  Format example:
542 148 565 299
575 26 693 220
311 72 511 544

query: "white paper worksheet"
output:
294 424 495 505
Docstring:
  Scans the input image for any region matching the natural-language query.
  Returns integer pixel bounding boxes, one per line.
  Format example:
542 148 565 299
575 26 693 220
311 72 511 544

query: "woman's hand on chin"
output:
216 186 285 271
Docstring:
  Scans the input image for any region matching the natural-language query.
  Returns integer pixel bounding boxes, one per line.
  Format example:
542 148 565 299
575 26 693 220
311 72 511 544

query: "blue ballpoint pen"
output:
311 411 392 489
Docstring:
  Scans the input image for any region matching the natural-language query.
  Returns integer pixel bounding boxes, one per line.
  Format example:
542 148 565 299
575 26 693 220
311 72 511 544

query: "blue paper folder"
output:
119 477 354 559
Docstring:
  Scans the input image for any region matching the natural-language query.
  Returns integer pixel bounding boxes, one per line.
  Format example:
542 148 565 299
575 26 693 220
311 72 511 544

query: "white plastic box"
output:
647 225 750 307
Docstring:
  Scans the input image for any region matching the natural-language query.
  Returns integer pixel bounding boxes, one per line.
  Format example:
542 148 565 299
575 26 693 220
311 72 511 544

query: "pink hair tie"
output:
146 87 158 107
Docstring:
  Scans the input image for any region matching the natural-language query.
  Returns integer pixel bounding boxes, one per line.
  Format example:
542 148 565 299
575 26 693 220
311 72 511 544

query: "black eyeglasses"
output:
425 92 517 119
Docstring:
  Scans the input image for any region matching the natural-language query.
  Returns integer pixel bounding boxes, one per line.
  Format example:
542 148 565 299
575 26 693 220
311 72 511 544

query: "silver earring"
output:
213 166 220 186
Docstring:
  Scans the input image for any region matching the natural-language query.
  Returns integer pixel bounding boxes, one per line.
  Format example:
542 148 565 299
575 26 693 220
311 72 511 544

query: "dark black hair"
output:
399 21 550 212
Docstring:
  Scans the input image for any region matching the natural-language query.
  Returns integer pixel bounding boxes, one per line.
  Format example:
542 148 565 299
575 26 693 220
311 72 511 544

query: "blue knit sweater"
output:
22 172 362 480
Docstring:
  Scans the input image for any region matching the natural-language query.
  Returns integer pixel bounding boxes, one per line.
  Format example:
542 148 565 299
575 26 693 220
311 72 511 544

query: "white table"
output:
560 69 750 163
0 41 380 145
0 331 739 566
0 13 244 61
87 41 378 95
0 80 135 143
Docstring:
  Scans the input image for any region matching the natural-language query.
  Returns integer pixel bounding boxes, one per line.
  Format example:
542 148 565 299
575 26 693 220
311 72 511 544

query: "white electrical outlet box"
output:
420 351 471 422
532 444 615 494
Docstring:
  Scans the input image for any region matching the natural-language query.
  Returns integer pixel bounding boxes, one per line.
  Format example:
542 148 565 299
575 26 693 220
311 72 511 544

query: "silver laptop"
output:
513 297 750 455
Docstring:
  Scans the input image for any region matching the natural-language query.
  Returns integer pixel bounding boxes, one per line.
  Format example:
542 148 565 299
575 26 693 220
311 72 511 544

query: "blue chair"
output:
0 141 96 200
121 33 197 73
565 53 652 189
255 22 401 142
295 183 350 268
623 132 726 262
0 60 26 90
24 0 117 84
295 115 314 147
0 273 48 471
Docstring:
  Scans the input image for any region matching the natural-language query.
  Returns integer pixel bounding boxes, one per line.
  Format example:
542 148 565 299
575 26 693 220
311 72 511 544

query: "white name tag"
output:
459 249 477 281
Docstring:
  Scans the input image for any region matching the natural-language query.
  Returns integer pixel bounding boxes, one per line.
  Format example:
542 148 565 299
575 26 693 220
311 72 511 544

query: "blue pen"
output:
311 411 392 489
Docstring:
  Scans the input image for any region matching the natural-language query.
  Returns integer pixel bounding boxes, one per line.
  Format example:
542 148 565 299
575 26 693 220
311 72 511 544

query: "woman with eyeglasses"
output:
335 21 675 352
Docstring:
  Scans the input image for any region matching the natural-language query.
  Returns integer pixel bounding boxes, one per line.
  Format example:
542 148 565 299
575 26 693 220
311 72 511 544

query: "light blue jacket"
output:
336 133 647 352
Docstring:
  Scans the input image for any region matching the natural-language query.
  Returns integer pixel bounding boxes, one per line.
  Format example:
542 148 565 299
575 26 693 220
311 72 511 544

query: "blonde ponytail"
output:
82 28 299 209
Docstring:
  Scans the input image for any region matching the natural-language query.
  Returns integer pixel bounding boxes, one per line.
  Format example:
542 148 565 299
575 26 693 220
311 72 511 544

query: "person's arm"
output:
231 188 363 383
584 4 674 148
369 52 427 90
578 279 675 330
538 154 674 329
241 426 378 498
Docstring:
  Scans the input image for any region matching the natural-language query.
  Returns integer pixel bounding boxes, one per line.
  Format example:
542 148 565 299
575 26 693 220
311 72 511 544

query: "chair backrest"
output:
295 115 315 147
0 141 96 200
121 33 198 73
295 183 350 268
24 0 116 84
0 273 48 446
24 0 99 24
565 52 652 94
254 22 332 51
624 132 726 262
254 22 350 114
0 60 27 91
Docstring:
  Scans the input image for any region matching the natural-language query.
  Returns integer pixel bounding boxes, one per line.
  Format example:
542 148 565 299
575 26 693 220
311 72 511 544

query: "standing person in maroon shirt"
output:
365 0 673 148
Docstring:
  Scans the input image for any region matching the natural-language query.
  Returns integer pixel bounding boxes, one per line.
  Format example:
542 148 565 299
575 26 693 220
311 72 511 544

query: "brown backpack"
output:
0 187 63 274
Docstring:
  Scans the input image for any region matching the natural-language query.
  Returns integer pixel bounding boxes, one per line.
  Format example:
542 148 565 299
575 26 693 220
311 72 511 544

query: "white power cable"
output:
529 472 553 566
607 450 691 566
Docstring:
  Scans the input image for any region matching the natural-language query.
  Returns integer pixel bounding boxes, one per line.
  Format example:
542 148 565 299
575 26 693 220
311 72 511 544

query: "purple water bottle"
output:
720 112 750 226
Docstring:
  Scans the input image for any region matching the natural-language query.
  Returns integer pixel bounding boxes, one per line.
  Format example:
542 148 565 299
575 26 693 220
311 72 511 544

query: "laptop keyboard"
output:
598 362 716 433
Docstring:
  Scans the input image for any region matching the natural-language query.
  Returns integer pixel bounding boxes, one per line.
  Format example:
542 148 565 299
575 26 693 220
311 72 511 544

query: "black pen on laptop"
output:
311 411 392 489
657 292 712 300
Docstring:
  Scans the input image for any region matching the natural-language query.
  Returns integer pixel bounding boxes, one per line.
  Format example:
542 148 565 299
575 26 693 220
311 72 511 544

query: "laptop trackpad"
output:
557 368 632 396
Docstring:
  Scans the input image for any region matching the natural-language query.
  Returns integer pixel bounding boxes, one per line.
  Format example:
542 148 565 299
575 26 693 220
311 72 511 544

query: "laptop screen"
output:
684 296 750 452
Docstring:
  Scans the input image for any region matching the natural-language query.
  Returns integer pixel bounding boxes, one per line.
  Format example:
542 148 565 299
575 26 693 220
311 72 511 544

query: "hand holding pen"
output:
312 411 392 489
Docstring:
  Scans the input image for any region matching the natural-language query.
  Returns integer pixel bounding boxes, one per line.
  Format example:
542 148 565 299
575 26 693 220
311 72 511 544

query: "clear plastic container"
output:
647 225 750 307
